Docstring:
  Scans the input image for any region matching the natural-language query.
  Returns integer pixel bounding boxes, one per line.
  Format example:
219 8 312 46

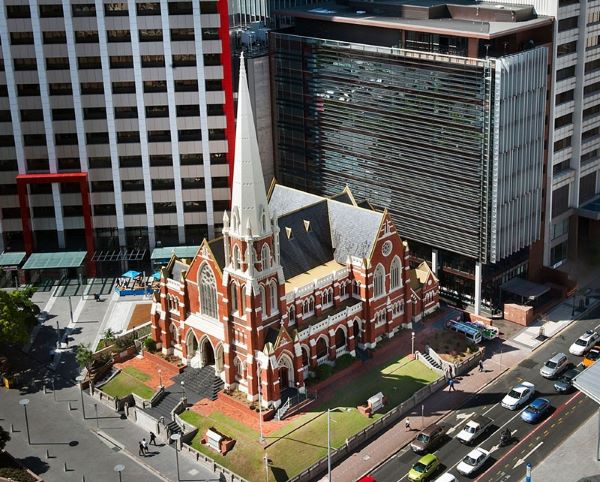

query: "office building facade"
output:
271 2 552 313
0 0 235 265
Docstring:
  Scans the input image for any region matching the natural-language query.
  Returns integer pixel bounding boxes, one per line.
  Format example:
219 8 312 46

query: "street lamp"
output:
56 320 61 349
327 409 332 482
76 375 86 419
170 433 181 482
421 404 425 430
411 331 416 356
180 381 186 405
114 464 124 482
257 359 265 444
94 403 99 428
19 399 31 444
68 295 73 324
264 452 269 482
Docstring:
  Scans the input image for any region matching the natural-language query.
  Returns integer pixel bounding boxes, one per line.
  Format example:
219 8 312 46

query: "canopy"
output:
152 271 161 280
573 361 600 405
151 246 199 261
0 251 26 267
122 270 141 279
501 277 550 301
22 251 87 270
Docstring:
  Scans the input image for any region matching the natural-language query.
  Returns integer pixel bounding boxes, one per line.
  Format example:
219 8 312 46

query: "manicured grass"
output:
122 365 152 382
181 357 439 481
101 371 154 399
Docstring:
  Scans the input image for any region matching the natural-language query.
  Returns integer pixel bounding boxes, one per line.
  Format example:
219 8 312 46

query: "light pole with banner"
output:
19 399 31 444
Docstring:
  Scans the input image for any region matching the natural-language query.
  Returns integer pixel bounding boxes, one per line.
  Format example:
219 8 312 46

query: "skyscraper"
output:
0 0 235 267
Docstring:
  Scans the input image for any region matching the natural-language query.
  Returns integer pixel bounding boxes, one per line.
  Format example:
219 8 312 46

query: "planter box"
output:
143 350 185 374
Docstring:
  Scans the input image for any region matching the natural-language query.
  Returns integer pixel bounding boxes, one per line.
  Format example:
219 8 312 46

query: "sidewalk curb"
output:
94 429 171 482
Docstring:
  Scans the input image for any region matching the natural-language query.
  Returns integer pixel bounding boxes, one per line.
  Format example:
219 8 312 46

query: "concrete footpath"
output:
333 276 600 482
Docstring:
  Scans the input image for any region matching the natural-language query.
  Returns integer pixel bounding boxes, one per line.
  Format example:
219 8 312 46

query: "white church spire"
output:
229 52 270 238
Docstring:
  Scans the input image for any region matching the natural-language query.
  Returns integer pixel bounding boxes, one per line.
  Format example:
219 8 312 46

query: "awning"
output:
0 251 26 267
573 361 600 405
501 277 551 300
91 248 146 262
151 246 199 260
22 251 87 270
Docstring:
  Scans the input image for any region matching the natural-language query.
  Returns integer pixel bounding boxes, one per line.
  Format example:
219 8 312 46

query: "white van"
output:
433 474 458 482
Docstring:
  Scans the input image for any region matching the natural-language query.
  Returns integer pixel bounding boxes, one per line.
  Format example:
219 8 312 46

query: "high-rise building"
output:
483 0 600 269
270 0 553 314
0 0 235 270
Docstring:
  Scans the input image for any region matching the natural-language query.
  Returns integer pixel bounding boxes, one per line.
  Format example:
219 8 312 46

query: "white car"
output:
457 447 490 476
501 381 535 410
569 330 600 355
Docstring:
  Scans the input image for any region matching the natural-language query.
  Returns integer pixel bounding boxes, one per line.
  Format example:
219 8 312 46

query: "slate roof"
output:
208 237 226 270
269 184 383 277
278 200 334 280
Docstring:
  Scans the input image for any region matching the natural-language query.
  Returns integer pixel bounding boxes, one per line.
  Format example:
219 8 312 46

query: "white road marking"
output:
513 441 544 469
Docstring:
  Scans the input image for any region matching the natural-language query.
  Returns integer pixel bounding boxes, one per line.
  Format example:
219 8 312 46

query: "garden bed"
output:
0 452 41 482
101 369 154 399
426 331 478 363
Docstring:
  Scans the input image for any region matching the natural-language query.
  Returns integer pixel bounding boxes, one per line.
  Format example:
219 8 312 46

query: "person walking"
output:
478 360 484 372
138 441 145 456
448 378 456 391
405 418 411 431
141 438 149 455
149 431 157 446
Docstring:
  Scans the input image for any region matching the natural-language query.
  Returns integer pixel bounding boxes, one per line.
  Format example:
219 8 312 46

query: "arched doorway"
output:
186 330 199 357
200 337 215 367
278 354 295 389
316 337 328 359
353 319 363 343
335 327 347 349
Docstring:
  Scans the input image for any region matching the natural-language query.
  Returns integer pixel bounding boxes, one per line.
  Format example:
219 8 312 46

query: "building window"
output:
137 2 160 15
114 107 137 119
27 159 49 171
46 58 70 70
288 305 295 324
21 109 44 121
112 82 135 94
373 265 385 298
10 32 34 45
178 129 202 141
150 154 173 166
117 131 139 143
89 158 112 169
14 58 37 71
390 257 402 289
204 54 221 66
20 84 41 96
6 5 31 18
183 201 206 212
551 219 569 240
261 244 270 270
72 3 96 17
176 105 200 117
558 16 578 32
94 204 116 215
556 90 574 105
81 83 103 95
554 136 572 152
269 281 278 313
78 57 102 69
105 3 128 16
175 79 198 92
43 31 66 44
553 160 571 176
146 105 169 118
148 130 171 142
554 113 572 129
139 29 163 42
316 337 328 359
207 104 224 116
322 288 333 308
83 107 106 119
107 30 131 42
552 185 570 218
91 181 114 192
168 2 193 15
172 54 196 67
182 178 204 189
200 265 218 319
119 156 142 168
143 81 167 93
557 41 577 57
123 203 146 214
154 202 176 214
141 55 165 67
340 281 349 299
39 4 63 17
200 2 218 14
24 134 46 146
232 245 241 270
55 133 78 145
110 56 133 69
584 81 600 97
205 80 222 91
75 31 99 43
302 296 315 318
122 180 144 191
181 154 203 165
170 28 194 41
550 241 568 266
556 66 575 81
152 179 175 190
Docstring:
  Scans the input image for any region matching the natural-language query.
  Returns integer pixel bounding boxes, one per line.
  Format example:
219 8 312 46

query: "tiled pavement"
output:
115 356 178 391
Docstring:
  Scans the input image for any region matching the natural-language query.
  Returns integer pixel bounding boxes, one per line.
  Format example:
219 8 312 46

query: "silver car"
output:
540 353 568 379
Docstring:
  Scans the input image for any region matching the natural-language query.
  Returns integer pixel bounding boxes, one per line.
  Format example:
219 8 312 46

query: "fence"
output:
288 377 447 482
179 441 249 482
93 322 152 359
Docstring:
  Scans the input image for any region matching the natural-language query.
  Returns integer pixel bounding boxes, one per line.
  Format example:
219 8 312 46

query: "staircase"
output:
275 398 292 421
143 391 184 421
166 420 182 439
417 351 443 372
171 366 224 403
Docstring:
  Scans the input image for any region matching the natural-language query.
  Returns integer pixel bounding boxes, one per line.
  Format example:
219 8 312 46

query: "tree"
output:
0 425 9 451
75 343 94 373
0 287 40 345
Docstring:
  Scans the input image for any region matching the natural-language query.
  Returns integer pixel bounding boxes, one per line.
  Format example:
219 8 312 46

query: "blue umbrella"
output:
122 270 141 279
152 271 161 280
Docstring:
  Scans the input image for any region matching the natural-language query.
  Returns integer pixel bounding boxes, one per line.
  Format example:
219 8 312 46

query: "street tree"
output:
0 287 40 345
75 343 95 373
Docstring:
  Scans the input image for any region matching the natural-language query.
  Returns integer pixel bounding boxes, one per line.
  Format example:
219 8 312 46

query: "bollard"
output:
68 401 73 411
44 384 47 395
46 449 50 459
10 424 15 433
82 475 86 482
64 462 68 472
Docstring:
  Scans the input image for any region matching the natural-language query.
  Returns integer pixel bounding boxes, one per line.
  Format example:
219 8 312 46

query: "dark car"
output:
554 366 582 393
410 423 445 453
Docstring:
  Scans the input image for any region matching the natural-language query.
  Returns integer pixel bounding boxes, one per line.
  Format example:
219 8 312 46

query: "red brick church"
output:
150 56 440 409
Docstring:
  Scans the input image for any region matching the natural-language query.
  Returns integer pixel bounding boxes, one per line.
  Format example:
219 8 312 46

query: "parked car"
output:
569 330 600 356
554 366 582 393
433 474 457 482
583 346 600 368
456 448 490 476
521 398 551 423
358 477 376 482
408 454 440 481
501 381 535 410
411 424 445 453
540 353 569 378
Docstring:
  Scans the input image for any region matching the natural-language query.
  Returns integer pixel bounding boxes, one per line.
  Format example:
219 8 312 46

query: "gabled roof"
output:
164 255 190 282
269 185 323 217
278 200 334 279
408 261 438 290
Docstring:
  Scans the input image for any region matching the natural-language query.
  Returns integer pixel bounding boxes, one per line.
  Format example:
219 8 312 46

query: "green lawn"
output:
101 371 154 400
181 357 439 481
122 365 152 382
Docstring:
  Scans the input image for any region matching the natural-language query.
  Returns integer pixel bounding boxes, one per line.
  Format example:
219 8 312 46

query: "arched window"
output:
340 282 348 299
262 244 271 270
373 265 385 298
301 345 310 366
230 283 238 314
322 288 333 308
335 328 346 349
316 337 328 358
240 284 246 313
390 257 402 290
269 281 278 312
232 245 241 270
200 265 218 319
353 280 361 297
234 357 243 378
288 305 296 324
375 310 386 325
308 296 315 313
260 285 267 314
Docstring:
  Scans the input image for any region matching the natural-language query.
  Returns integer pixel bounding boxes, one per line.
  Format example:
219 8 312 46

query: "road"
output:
370 304 600 482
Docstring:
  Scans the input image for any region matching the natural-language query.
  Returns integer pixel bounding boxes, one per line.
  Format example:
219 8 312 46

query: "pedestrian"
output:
405 418 411 431
142 437 149 454
448 378 456 391
138 441 145 456
445 366 451 380
149 431 157 446
478 360 484 372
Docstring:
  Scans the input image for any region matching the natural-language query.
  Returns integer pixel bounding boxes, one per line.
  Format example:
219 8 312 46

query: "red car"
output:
358 477 376 482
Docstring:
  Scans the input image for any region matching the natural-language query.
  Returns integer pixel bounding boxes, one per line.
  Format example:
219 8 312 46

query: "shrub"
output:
334 353 355 372
144 337 157 352
316 364 333 381
115 334 136 350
